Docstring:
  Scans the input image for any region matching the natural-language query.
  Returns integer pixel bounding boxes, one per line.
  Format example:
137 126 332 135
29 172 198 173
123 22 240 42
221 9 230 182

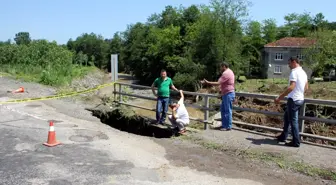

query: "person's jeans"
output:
278 98 304 146
220 92 235 129
156 96 170 124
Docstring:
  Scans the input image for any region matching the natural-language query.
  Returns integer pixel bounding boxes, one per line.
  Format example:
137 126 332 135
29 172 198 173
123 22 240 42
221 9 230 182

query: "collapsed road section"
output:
86 104 174 138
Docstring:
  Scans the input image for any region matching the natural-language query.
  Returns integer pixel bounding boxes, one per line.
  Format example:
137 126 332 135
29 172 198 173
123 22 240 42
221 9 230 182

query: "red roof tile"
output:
264 37 316 47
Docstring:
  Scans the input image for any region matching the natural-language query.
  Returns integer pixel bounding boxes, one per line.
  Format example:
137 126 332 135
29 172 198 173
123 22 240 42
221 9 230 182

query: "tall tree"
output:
180 5 200 36
305 30 336 76
68 33 109 69
262 18 277 43
281 12 314 37
294 12 314 37
246 21 264 46
158 6 182 28
326 22 336 30
283 13 298 37
186 0 250 80
107 32 124 71
121 23 151 82
312 13 328 31
243 21 265 76
0 39 11 46
14 32 31 45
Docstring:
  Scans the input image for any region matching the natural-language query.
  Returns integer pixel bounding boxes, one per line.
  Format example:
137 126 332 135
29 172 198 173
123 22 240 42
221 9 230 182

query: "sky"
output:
1 0 335 44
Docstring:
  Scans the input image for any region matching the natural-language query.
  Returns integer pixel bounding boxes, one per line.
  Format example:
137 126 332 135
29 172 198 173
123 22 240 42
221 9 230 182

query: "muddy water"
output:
131 99 205 120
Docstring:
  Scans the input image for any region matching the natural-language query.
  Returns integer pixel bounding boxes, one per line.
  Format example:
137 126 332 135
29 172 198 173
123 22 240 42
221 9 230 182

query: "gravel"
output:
0 70 107 122
69 70 105 91
0 69 105 99
0 77 57 99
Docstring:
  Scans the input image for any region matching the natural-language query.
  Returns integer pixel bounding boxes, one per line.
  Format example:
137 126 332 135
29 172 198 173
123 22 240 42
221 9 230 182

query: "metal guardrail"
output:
113 82 336 143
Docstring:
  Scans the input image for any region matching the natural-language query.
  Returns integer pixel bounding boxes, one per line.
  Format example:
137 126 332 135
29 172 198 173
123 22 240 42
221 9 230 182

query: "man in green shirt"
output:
151 69 179 125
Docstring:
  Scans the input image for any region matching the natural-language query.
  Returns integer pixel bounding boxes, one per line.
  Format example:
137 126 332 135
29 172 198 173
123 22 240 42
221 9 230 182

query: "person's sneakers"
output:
276 135 286 142
285 142 300 148
220 128 232 131
154 121 165 125
153 120 160 124
159 121 165 125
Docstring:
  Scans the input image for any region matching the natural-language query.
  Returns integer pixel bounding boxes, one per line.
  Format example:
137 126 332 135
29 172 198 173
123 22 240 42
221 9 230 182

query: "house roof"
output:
264 37 316 48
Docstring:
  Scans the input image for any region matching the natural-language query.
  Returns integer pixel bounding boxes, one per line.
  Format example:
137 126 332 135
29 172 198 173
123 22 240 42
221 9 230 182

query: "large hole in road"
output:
86 105 174 138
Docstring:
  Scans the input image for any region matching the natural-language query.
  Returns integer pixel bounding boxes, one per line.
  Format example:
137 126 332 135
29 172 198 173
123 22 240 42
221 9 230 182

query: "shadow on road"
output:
245 137 281 146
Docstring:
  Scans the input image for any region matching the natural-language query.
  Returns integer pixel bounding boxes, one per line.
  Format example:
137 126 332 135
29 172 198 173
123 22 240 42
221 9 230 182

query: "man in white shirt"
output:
168 90 190 134
275 56 308 147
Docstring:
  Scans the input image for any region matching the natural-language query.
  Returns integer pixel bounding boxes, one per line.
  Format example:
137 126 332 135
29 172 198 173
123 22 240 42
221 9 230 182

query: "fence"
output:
113 82 336 143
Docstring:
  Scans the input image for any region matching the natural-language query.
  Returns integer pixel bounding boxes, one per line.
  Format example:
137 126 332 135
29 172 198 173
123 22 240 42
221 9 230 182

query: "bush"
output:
237 76 247 83
309 78 316 84
0 40 91 86
173 72 198 91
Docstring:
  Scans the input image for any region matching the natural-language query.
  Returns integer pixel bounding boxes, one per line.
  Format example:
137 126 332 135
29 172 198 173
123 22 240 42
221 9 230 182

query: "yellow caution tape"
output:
0 82 115 104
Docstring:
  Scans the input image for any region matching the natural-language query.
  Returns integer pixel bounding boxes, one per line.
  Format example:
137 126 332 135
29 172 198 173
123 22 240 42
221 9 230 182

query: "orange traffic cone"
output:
12 87 24 93
43 121 61 147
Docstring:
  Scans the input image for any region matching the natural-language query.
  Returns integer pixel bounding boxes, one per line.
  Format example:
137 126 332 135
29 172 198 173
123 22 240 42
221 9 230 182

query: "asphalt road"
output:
0 96 266 185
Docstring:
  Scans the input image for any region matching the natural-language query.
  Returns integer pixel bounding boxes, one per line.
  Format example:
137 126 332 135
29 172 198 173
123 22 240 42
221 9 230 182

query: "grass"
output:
178 134 336 181
188 121 206 130
247 150 336 181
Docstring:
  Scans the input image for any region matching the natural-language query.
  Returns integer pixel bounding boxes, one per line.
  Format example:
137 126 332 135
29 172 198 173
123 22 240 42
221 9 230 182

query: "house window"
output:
275 53 283 60
297 54 304 60
274 66 282 74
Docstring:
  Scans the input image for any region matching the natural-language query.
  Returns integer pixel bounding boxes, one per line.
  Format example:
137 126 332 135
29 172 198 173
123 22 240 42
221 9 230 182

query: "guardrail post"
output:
299 102 306 139
118 83 122 103
113 83 117 101
203 95 210 130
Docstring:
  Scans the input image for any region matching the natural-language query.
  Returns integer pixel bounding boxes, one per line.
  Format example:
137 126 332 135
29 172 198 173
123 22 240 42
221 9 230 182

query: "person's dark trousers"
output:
278 98 304 147
156 96 170 124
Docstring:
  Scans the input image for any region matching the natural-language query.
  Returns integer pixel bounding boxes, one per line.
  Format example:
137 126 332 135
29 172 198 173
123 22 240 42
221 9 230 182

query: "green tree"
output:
73 51 89 66
305 30 336 76
312 13 328 31
281 12 314 37
67 33 109 69
242 21 265 76
326 22 336 30
14 32 31 45
186 0 249 79
158 5 183 28
262 18 277 43
0 39 11 46
120 0 251 90
107 32 124 72
122 23 152 82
